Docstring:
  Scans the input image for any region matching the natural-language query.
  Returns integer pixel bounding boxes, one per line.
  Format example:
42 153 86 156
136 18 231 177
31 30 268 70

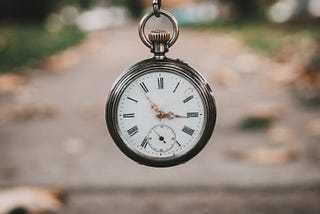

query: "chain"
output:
153 0 162 17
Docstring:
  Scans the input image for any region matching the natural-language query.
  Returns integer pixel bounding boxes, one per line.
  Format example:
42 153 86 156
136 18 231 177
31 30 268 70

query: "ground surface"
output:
0 25 320 213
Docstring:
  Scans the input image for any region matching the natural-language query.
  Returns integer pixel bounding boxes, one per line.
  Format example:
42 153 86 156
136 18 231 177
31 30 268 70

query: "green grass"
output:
0 24 85 74
239 117 272 130
188 21 320 56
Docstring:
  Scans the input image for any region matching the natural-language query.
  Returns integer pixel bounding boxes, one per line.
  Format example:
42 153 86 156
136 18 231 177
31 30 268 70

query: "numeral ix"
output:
123 113 135 118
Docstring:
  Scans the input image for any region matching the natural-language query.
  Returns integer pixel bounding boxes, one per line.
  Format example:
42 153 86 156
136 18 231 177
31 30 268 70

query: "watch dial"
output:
116 71 206 159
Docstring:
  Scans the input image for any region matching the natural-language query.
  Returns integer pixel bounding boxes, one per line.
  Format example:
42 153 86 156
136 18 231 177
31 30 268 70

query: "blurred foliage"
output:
111 0 273 20
110 0 144 18
239 117 272 130
216 0 276 20
192 21 320 56
53 0 94 10
0 25 85 74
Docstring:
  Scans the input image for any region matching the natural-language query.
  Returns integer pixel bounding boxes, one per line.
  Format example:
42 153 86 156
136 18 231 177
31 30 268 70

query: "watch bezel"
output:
106 58 216 167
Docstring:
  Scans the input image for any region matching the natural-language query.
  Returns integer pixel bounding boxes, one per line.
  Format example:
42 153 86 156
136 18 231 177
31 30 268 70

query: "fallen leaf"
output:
0 106 56 122
227 147 301 165
291 46 320 106
42 50 80 72
0 187 66 214
266 63 300 87
268 126 295 144
234 53 259 73
275 45 296 63
0 74 25 93
212 68 239 87
307 120 320 138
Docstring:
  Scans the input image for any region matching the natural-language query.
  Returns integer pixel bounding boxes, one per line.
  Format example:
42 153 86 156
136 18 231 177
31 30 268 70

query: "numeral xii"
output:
158 77 164 89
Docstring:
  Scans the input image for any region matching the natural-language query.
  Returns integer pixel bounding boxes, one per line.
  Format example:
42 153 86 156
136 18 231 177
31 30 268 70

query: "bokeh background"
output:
0 0 320 213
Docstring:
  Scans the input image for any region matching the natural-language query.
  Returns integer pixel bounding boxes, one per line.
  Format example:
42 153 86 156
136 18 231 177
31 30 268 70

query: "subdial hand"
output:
153 129 166 143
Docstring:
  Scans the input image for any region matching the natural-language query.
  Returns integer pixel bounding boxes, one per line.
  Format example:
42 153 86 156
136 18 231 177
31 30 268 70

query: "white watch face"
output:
116 71 206 159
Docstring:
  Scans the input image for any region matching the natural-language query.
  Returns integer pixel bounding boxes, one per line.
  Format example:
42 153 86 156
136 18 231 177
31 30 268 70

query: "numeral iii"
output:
187 112 199 118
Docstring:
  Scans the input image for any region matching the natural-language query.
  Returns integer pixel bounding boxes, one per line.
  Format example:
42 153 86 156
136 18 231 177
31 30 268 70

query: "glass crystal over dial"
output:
117 71 205 159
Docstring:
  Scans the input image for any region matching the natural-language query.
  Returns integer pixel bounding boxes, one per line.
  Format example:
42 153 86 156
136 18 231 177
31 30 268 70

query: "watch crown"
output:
148 30 171 43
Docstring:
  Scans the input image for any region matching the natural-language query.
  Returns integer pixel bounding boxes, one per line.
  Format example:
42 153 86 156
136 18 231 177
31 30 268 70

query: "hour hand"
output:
165 111 187 120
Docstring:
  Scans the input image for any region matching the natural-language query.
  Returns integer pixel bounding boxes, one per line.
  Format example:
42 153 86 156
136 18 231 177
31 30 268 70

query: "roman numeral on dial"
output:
127 97 138 103
176 141 182 147
173 82 180 93
187 112 199 118
182 126 195 136
139 82 149 93
123 113 135 118
183 95 194 103
127 126 139 137
158 77 164 89
141 137 148 148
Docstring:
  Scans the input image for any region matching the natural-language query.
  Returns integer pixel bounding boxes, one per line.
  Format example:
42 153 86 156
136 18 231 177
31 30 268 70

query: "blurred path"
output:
1 25 320 192
64 189 320 214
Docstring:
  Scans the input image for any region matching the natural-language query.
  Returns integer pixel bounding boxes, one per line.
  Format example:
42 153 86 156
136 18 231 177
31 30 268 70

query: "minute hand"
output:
146 95 160 112
145 95 166 119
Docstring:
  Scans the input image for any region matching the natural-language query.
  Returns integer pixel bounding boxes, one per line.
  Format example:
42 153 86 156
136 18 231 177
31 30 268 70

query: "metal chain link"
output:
153 0 162 17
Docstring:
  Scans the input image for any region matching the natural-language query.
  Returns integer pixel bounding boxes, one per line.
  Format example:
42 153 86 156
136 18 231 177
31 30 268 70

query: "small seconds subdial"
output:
147 124 176 153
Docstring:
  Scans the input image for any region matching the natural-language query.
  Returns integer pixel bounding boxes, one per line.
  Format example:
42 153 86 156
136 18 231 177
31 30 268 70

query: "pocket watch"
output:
106 5 216 168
